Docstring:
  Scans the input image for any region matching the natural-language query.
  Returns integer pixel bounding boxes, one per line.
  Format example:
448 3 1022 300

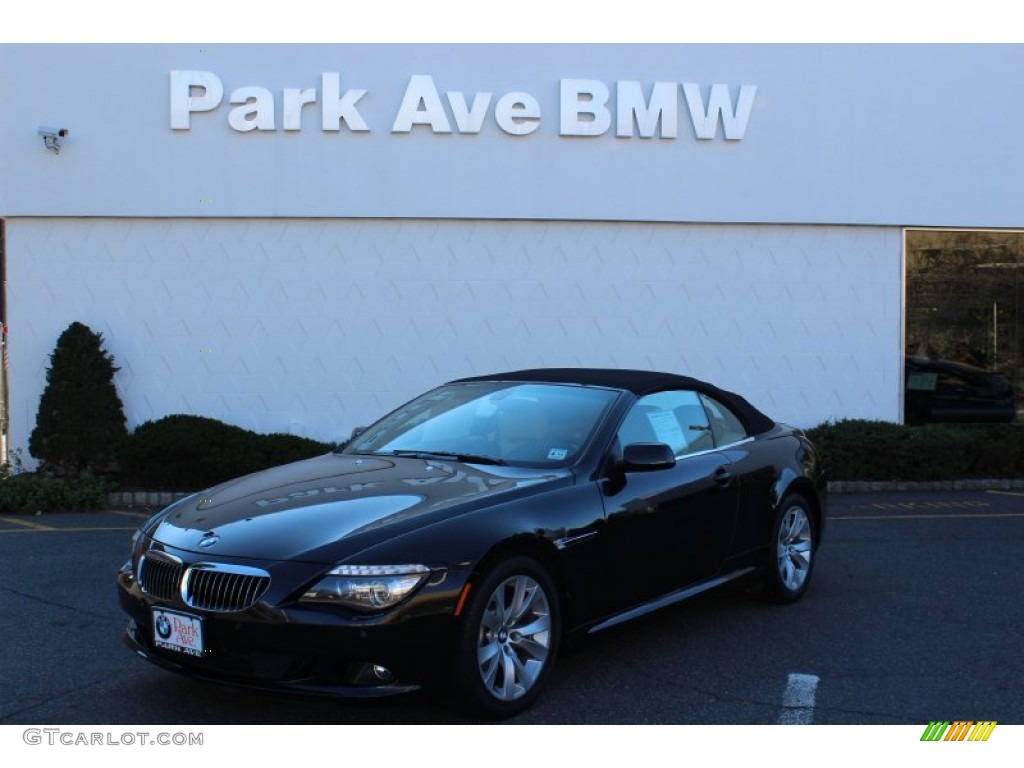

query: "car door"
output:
598 390 740 613
699 393 776 559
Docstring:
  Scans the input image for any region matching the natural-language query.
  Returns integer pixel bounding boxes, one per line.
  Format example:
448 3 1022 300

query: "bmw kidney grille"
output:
139 553 270 612
182 564 271 612
138 551 184 602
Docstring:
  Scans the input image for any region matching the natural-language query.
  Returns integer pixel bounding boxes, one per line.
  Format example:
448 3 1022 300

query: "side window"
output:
617 390 715 457
935 372 968 393
699 394 748 446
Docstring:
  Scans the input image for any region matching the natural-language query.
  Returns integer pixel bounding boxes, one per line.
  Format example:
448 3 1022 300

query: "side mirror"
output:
622 442 676 471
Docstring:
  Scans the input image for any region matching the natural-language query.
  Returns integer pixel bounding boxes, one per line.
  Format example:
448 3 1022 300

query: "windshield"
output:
342 381 620 467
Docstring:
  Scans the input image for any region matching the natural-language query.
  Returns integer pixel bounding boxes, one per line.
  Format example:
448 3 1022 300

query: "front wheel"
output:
762 494 816 603
453 556 561 719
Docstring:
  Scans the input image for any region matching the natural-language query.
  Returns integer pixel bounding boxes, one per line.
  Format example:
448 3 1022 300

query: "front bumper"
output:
117 560 468 697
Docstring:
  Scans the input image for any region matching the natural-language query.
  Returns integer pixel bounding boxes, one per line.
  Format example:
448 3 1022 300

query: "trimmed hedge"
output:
0 471 112 513
11 416 1019 508
117 415 334 491
805 419 1024 482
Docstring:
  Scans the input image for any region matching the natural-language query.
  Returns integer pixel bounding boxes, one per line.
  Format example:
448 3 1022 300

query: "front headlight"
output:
130 526 149 569
300 564 431 612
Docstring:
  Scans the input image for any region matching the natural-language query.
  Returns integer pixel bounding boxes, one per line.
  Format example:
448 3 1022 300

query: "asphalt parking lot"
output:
0 490 1021 725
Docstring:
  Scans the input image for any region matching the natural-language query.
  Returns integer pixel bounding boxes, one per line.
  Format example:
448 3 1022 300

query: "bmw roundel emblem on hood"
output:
198 532 220 548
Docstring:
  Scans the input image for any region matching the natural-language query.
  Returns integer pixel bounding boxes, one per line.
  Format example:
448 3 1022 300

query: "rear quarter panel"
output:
718 426 825 565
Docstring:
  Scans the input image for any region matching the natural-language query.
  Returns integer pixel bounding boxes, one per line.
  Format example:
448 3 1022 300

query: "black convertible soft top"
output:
452 368 776 436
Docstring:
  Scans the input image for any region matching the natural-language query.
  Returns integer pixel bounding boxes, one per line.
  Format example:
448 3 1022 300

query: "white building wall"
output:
2 45 1023 227
7 217 900 456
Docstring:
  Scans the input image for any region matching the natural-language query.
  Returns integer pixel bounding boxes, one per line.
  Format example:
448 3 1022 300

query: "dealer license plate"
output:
152 608 205 657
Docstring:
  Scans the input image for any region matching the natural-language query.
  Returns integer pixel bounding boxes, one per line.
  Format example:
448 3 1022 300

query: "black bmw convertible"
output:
118 368 825 718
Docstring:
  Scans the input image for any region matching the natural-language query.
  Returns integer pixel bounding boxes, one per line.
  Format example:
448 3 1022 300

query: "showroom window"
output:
905 230 1022 424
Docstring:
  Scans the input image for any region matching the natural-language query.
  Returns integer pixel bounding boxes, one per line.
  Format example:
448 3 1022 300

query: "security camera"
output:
38 126 69 153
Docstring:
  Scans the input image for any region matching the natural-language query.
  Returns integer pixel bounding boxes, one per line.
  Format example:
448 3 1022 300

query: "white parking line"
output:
778 672 819 724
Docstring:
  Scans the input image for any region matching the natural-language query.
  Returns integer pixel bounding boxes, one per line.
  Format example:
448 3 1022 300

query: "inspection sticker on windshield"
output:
152 608 205 657
547 448 568 460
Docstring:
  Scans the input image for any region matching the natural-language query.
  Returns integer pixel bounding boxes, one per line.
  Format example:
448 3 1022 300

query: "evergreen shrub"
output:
29 322 127 474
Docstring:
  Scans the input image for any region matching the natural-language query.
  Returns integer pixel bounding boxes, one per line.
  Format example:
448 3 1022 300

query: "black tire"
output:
453 555 561 719
761 493 816 604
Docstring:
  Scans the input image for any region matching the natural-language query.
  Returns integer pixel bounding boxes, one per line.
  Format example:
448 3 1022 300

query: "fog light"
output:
126 618 142 645
352 662 395 685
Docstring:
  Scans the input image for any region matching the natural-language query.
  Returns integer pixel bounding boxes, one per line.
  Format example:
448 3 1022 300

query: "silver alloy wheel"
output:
776 504 813 592
476 574 552 701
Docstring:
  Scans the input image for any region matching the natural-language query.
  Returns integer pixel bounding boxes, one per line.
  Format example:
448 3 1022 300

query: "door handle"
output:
714 467 735 487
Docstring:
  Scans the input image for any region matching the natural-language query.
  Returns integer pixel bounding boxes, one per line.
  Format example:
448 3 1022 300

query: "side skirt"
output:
587 567 756 634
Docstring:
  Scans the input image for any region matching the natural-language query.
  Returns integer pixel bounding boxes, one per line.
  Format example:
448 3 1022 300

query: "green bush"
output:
117 415 333 491
806 419 1024 482
0 470 112 513
29 322 127 475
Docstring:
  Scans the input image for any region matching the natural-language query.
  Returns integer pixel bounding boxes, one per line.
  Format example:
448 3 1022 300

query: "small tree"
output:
29 322 127 474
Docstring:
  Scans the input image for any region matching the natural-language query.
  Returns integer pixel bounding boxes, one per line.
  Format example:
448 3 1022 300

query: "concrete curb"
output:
105 491 192 509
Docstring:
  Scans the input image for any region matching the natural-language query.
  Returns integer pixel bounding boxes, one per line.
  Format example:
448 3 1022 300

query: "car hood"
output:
149 453 569 562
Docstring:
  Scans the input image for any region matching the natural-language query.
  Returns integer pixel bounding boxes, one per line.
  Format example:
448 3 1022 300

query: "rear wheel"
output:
453 556 560 719
762 494 816 603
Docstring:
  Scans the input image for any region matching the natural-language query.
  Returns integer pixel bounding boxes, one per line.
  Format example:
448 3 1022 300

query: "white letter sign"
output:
321 73 369 132
167 70 757 143
616 81 677 138
392 75 452 133
495 92 541 136
559 79 611 136
682 83 757 140
228 86 275 131
170 70 223 129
